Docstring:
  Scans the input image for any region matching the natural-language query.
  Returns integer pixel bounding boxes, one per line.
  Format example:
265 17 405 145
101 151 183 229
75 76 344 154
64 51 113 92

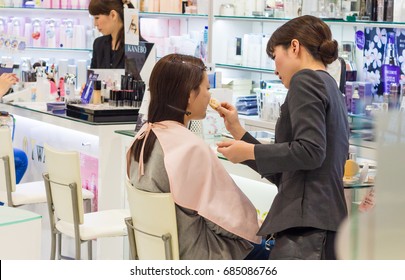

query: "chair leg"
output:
57 233 62 260
75 236 81 260
50 230 56 260
84 198 92 213
88 240 93 260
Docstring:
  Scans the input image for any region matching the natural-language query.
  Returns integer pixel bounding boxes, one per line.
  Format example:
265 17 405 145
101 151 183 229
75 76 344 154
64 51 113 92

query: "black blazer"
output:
243 69 349 235
90 35 125 69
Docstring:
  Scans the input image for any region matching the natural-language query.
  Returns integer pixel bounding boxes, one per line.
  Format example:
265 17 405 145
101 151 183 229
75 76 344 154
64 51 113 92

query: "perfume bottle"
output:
340 42 357 82
379 32 400 97
45 19 57 48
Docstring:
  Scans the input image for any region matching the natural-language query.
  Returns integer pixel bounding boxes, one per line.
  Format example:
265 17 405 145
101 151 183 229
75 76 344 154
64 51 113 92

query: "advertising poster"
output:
362 27 405 95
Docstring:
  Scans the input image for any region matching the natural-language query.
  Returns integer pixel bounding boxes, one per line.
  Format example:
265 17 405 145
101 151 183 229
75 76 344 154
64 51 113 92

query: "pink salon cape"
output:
128 120 261 244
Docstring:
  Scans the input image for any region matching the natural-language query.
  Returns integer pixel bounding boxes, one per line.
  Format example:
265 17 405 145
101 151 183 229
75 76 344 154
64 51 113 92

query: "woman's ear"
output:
110 10 119 20
291 39 300 54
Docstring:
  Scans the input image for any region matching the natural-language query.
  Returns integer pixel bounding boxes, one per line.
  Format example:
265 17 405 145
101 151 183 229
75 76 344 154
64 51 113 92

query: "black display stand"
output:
66 104 138 123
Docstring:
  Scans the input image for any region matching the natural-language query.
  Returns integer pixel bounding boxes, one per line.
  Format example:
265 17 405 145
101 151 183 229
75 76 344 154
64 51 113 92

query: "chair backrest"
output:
44 144 84 224
0 127 16 197
125 178 180 260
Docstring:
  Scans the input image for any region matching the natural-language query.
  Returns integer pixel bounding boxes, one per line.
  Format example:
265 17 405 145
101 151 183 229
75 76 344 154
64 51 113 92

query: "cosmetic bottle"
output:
35 68 51 101
12 18 21 37
101 81 107 102
45 19 57 48
92 80 102 105
30 87 37 102
389 83 398 109
59 77 65 99
351 85 363 114
118 90 124 107
32 19 42 47
234 37 243 65
399 82 405 111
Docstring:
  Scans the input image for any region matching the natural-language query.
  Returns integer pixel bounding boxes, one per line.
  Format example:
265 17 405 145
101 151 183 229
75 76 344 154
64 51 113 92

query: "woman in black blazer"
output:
88 0 135 69
216 15 350 260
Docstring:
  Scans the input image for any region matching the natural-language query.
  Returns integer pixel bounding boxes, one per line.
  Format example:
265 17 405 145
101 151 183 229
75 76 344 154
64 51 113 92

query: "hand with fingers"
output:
0 73 19 97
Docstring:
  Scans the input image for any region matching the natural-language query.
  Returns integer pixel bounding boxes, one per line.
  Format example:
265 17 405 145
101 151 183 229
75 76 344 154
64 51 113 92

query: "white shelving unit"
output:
0 7 93 63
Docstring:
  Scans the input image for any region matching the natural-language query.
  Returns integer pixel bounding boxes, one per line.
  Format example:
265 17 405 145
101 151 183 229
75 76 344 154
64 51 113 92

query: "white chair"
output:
230 174 278 220
0 126 46 207
43 144 129 260
125 178 180 260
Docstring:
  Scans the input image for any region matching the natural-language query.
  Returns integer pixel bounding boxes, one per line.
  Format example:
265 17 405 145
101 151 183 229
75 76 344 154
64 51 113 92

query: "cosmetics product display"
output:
66 103 139 123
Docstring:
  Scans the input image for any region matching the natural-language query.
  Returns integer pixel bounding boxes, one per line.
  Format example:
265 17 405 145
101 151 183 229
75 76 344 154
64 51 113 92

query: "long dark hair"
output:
131 54 206 163
267 15 338 66
88 0 134 49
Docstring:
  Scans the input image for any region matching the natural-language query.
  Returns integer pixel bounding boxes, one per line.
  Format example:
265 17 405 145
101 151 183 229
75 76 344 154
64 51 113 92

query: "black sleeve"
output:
90 39 98 69
241 132 281 186
254 70 328 176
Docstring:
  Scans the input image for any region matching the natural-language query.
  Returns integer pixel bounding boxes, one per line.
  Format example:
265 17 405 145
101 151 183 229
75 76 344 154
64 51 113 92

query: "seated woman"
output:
126 54 268 260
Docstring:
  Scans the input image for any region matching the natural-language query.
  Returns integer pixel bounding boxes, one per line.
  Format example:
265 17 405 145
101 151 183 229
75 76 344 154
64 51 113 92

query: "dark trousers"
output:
269 227 337 260
244 238 270 260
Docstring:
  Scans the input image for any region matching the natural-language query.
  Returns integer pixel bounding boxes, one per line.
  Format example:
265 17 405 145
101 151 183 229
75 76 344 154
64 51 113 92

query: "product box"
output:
358 82 373 106
345 82 356 113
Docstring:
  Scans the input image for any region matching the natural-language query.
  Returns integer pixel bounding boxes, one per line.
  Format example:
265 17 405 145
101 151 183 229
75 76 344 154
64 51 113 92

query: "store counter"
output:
0 206 42 259
0 102 136 259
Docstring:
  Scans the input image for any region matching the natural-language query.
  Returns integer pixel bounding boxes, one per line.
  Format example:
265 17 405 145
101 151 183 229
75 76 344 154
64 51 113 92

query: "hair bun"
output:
318 39 338 65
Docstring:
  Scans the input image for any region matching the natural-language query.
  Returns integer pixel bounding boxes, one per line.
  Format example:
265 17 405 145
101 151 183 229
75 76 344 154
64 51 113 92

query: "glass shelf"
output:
214 15 289 22
140 11 208 19
348 113 373 120
214 15 405 27
26 47 92 52
5 103 136 126
343 182 374 189
0 6 89 12
215 63 275 74
348 113 374 130
115 129 136 137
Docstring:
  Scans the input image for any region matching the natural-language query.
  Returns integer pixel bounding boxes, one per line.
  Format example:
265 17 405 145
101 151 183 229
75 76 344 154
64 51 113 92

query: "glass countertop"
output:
0 207 41 227
115 129 136 137
3 102 137 126
343 182 374 189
